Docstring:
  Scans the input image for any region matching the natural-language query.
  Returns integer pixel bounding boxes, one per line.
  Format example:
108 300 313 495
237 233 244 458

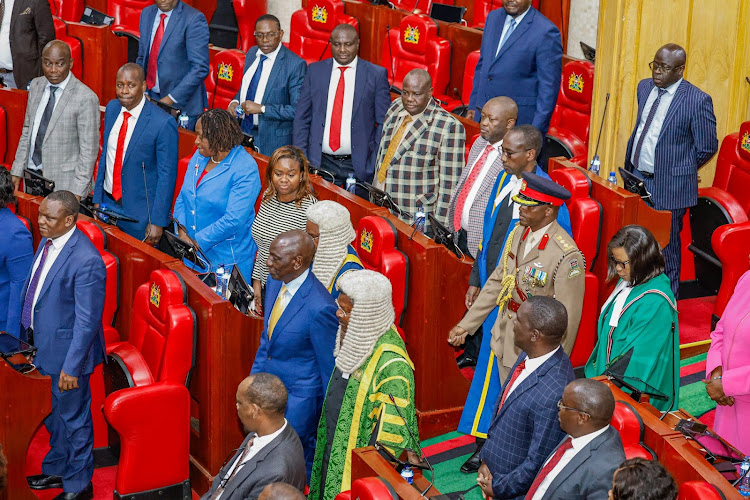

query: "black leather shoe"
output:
460 448 482 473
53 483 93 500
456 353 477 369
27 474 63 490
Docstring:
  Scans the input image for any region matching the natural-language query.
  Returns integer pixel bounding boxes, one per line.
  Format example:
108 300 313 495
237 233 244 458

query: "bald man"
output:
374 69 465 232
250 230 338 481
259 482 306 500
11 40 100 199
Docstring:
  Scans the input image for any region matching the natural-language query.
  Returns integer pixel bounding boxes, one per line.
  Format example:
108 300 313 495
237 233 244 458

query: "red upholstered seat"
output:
678 481 726 500
288 0 358 64
712 220 750 319
233 0 266 52
380 14 453 109
569 272 597 368
16 214 32 232
611 400 655 460
206 49 245 110
470 0 539 29
173 151 193 212
547 60 595 160
76 220 119 329
356 216 408 328
107 0 151 37
52 19 83 80
711 121 750 217
550 166 600 269
0 105 7 165
103 269 196 496
49 0 84 22
335 477 399 500
459 50 480 113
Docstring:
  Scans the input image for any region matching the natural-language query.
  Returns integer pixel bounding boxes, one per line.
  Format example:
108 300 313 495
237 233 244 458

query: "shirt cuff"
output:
168 94 178 104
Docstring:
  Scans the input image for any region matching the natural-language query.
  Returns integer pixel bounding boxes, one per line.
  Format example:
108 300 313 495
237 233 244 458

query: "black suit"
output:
201 423 306 500
6 0 54 89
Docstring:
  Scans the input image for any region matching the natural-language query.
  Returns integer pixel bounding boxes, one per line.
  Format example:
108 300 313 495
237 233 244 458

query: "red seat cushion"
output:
108 0 151 36
52 19 83 80
611 400 654 460
470 0 539 29
232 0 267 52
569 272 598 367
50 0 84 22
76 219 119 327
0 105 6 163
207 49 246 111
288 0 359 64
678 481 726 500
350 477 398 500
713 122 750 217
461 50 480 107
548 60 595 156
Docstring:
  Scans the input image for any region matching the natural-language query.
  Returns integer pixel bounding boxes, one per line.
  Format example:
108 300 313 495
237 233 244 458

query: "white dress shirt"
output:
523 221 554 259
322 56 358 155
147 7 173 95
504 346 560 399
272 268 310 316
601 280 633 328
236 43 282 127
460 138 503 229
104 95 147 194
495 6 530 56
630 78 682 173
28 226 77 327
530 425 611 500
0 0 16 69
27 72 72 170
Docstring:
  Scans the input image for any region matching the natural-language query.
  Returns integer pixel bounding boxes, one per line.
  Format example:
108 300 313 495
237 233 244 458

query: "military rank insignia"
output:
568 259 582 278
404 25 420 44
568 73 584 93
360 229 374 253
742 132 750 154
150 283 161 307
217 62 233 82
312 5 328 23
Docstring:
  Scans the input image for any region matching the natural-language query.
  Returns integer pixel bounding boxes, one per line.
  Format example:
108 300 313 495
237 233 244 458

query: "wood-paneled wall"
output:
590 0 750 186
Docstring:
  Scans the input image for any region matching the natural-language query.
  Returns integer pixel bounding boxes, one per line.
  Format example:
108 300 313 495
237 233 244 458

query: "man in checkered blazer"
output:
373 69 465 232
476 296 574 500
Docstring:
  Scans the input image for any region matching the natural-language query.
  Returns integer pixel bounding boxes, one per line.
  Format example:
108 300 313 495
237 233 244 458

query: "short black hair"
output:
0 168 16 209
197 109 244 152
118 62 145 84
525 295 568 341
46 190 79 219
260 483 305 500
509 124 543 160
607 225 665 286
569 379 616 424
612 458 677 500
255 14 281 30
246 373 287 415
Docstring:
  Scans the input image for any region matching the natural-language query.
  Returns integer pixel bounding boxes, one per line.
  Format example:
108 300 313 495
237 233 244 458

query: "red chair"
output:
335 477 399 500
470 0 539 29
206 49 245 110
49 0 84 22
16 214 32 232
233 0 266 53
0 105 8 167
546 60 595 165
678 481 727 500
380 14 453 109
107 0 151 37
569 272 598 368
355 216 408 328
288 0 358 64
172 150 195 213
610 400 656 460
453 49 480 116
103 269 196 497
52 19 83 80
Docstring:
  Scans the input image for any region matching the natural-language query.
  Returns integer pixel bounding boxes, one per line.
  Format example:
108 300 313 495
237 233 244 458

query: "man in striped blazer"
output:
624 43 718 297
373 69 465 232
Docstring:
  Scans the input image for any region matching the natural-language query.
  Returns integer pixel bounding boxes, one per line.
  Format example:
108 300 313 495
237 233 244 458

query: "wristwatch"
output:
260 105 266 114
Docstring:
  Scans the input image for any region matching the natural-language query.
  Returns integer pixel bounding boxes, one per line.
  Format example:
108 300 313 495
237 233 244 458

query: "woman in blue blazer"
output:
173 109 262 279
0 168 34 336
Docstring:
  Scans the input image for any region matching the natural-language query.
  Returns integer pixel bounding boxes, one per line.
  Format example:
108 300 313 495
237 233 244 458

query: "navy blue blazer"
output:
93 99 179 239
624 78 718 210
235 46 307 157
0 208 34 336
21 230 106 377
136 0 209 119
250 271 338 399
293 58 391 182
480 348 574 499
468 7 562 132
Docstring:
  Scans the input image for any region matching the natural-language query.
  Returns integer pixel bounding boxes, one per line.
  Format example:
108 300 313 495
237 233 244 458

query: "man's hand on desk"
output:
144 224 164 246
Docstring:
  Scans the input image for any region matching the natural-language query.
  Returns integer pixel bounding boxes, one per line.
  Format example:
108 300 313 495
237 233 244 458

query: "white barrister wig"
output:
307 200 356 290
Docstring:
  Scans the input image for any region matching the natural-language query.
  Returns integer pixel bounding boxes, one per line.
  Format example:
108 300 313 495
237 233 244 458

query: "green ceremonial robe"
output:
309 328 418 500
584 273 679 411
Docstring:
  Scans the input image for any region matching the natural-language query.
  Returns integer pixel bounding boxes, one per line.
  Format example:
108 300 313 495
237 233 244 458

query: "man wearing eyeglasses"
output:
229 15 306 157
624 43 718 298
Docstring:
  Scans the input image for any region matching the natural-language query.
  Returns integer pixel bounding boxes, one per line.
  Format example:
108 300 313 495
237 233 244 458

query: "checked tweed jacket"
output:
375 98 465 230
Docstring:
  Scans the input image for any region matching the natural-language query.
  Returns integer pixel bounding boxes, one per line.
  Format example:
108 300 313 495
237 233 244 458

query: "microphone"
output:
141 162 154 243
452 87 466 109
318 39 331 61
388 393 436 498
312 167 337 184
170 214 213 275
589 93 609 172
411 0 420 13
659 321 677 421
386 25 396 86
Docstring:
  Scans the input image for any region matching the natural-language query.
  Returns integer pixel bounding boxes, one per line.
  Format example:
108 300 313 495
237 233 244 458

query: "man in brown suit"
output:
448 172 585 382
0 0 54 89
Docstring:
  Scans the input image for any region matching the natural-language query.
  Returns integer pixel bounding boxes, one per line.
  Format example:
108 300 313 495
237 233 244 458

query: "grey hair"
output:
307 201 356 289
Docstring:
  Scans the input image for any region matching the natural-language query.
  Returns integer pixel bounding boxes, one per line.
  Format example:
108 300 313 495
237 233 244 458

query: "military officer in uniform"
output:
448 172 585 382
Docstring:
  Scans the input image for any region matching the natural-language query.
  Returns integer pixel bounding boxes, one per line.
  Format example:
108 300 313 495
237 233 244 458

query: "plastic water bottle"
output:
608 172 617 185
739 456 750 496
414 206 426 234
346 173 357 194
235 105 245 119
178 113 189 129
221 269 231 299
400 465 414 485
214 265 224 296
589 155 601 176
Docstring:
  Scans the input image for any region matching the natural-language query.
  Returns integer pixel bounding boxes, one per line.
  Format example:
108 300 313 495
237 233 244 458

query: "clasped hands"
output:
703 367 734 406
477 462 494 499
227 100 263 116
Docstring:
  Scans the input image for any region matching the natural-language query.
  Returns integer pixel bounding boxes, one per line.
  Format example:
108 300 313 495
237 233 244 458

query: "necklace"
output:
210 155 222 163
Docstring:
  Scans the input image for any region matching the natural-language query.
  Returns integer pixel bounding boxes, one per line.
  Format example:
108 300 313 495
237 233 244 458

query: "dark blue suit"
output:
0 207 33 336
93 99 179 240
22 229 106 493
625 78 718 295
250 271 338 479
468 7 562 133
137 0 209 125
293 58 391 183
480 348 574 499
236 46 307 156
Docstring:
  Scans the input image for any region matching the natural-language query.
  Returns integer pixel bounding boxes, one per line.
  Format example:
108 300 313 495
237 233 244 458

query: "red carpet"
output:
677 295 715 344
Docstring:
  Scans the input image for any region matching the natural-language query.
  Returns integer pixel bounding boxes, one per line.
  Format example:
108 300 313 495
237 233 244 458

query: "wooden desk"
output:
65 22 128 104
351 447 441 498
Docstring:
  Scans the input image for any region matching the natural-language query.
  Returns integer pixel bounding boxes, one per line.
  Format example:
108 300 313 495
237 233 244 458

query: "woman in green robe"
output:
584 225 679 411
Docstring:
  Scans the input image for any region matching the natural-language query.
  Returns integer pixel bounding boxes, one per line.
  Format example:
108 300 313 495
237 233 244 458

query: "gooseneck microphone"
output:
589 93 610 171
388 393 436 498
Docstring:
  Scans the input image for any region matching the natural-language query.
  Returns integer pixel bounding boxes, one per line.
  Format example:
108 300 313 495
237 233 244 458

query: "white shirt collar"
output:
527 221 554 245
570 425 610 450
333 56 358 71
49 225 76 249
258 43 282 63
661 78 682 95
524 345 560 371
252 419 287 447
46 72 72 92
120 94 147 120
508 5 531 25
283 268 310 296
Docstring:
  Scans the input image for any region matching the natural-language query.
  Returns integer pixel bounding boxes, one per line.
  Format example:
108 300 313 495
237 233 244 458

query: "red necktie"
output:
328 66 348 152
497 360 525 414
524 438 574 499
146 13 167 89
111 111 131 201
453 144 495 231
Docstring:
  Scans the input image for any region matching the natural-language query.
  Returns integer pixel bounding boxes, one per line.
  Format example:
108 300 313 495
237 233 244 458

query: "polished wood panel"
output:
351 447 441 498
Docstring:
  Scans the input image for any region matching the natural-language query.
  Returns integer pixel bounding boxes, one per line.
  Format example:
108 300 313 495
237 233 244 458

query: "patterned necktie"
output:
21 240 54 331
246 54 268 103
496 360 526 414
524 437 574 499
632 88 667 171
146 13 167 89
377 115 412 183
496 18 517 56
267 285 287 339
453 144 495 231
329 66 348 152
210 435 256 500
32 86 59 167
0 0 5 34
111 111 132 201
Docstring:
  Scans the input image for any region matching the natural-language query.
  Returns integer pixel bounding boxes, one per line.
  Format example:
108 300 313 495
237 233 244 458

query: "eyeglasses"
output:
254 31 280 40
648 61 682 73
610 257 631 269
557 399 591 418
501 148 531 158
335 299 349 317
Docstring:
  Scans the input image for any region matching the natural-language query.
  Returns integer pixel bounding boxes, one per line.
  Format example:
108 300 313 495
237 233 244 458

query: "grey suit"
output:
201 423 306 500
538 426 626 500
11 74 100 197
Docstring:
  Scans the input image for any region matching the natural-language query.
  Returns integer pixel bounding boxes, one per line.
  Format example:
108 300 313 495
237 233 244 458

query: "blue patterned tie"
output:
495 18 517 56
632 88 667 171
21 240 53 331
242 54 267 134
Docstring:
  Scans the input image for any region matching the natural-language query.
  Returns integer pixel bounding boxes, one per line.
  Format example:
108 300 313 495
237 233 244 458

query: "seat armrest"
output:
107 342 155 387
547 126 588 159
712 220 750 318
698 187 749 224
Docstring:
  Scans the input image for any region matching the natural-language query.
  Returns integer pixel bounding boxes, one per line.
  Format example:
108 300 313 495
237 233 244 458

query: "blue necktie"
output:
242 54 267 133
21 240 53 331
496 18 516 56
632 88 667 172
32 86 58 167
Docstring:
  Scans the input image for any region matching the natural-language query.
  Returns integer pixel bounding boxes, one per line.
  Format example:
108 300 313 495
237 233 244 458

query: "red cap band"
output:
519 186 565 206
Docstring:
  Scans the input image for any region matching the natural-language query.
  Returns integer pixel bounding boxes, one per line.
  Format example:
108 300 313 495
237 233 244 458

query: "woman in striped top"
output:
251 145 317 314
